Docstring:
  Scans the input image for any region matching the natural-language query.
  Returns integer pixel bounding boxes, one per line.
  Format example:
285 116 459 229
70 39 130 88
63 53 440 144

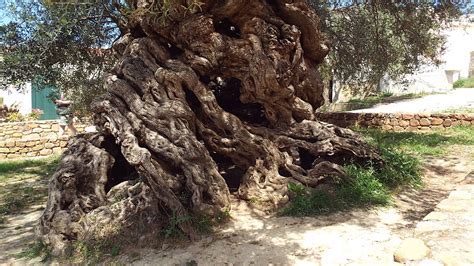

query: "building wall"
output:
380 19 474 95
0 82 32 115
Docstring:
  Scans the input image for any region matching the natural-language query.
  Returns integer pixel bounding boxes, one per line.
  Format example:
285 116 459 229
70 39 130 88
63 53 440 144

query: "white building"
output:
380 17 474 95
0 83 32 115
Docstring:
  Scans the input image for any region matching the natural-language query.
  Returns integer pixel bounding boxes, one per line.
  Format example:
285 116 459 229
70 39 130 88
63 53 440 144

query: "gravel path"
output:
352 88 474 113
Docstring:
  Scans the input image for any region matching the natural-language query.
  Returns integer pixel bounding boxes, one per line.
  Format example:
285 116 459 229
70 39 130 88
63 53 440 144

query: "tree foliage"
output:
0 0 470 112
0 0 118 115
309 0 470 84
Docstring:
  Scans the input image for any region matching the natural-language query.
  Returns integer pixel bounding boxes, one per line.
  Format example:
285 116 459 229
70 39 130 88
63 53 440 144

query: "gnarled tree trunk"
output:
37 0 381 254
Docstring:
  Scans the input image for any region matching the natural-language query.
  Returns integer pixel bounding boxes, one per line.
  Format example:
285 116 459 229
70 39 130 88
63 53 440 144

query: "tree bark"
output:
37 0 381 254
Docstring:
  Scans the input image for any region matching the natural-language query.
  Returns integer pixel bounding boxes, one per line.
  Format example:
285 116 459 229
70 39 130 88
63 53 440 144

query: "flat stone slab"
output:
415 178 474 266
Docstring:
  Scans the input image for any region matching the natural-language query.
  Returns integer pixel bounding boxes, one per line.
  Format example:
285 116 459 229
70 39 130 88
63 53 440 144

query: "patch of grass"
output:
439 107 474 113
347 92 393 107
67 240 122 264
280 147 421 216
15 241 51 262
453 76 474 88
0 156 59 181
161 212 192 238
356 126 474 157
282 126 474 217
0 156 59 224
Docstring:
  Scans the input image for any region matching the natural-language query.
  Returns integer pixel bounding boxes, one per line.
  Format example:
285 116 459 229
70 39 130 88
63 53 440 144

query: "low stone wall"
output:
316 112 474 131
0 120 88 159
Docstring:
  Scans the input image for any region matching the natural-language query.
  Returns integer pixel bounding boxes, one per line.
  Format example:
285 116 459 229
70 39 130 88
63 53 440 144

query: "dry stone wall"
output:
1 114 472 159
316 112 474 131
0 120 87 159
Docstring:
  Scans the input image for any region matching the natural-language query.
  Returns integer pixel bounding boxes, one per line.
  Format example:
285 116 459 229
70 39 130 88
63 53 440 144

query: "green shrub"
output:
453 77 474 88
280 147 421 216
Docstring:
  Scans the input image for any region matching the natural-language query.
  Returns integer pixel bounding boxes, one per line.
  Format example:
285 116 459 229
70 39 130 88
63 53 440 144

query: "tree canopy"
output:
0 0 470 112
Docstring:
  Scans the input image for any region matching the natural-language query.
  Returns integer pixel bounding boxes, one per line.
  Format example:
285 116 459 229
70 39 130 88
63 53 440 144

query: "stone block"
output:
7 154 19 159
39 149 53 156
25 134 41 140
0 141 5 147
48 135 58 142
44 143 55 149
462 120 471 126
60 141 68 148
40 124 51 129
402 114 415 120
393 126 405 131
430 118 443 125
0 147 10 153
399 120 410 127
27 152 38 157
407 127 419 132
394 238 430 263
390 119 399 126
419 118 430 126
0 154 6 160
16 140 27 148
442 119 452 127
26 141 37 147
32 128 43 133
12 133 23 138
452 121 461 126
431 126 444 130
28 123 39 129
5 141 15 148
32 145 44 151
419 127 431 131
410 119 420 127
51 124 60 131
52 147 62 154
382 125 393 131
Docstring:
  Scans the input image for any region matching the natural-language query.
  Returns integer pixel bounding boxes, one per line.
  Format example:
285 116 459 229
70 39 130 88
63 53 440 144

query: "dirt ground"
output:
1 146 473 265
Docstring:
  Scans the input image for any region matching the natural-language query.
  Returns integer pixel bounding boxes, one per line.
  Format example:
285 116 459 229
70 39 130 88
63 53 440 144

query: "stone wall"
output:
0 120 88 159
316 113 474 131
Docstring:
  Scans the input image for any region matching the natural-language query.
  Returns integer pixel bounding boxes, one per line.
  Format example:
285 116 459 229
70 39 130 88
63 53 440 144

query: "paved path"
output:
414 172 474 265
352 88 474 113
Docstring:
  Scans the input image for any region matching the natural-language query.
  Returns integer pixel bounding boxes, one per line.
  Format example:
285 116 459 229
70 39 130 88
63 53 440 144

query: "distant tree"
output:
0 0 118 115
309 0 469 85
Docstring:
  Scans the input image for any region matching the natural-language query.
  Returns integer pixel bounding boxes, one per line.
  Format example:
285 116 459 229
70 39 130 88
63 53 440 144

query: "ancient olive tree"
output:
33 0 384 253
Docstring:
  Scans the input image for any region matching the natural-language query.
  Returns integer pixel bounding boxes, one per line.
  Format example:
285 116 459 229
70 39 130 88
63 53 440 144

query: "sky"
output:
0 0 15 25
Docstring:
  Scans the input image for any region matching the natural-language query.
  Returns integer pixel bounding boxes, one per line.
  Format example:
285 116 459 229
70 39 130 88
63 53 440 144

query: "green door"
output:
31 84 58 120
